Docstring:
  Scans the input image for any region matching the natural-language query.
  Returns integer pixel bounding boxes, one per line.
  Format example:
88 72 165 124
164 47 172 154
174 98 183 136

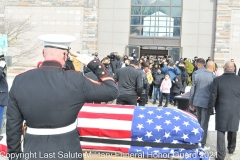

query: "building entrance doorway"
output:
126 46 181 62
140 49 168 58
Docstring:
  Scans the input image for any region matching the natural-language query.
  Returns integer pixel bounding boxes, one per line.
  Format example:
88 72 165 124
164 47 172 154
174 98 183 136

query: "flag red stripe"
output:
78 128 131 139
0 144 7 156
182 110 197 119
84 103 135 109
81 145 129 153
78 112 133 121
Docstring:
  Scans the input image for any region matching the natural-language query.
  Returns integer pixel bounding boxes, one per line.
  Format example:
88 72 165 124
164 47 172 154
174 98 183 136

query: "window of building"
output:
130 0 182 37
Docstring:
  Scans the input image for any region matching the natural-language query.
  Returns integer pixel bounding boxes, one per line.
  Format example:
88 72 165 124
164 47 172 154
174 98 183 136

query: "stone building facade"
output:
214 0 240 70
0 0 98 66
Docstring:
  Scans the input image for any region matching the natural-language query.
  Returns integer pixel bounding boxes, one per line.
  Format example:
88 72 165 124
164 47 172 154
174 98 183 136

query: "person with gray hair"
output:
209 61 240 160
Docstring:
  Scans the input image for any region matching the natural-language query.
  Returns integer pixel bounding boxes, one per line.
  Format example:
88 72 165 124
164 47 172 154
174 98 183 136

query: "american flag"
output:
78 104 210 160
0 104 210 160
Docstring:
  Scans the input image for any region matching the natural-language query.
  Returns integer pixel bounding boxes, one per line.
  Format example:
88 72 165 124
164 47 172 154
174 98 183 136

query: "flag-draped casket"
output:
0 104 210 160
78 104 210 160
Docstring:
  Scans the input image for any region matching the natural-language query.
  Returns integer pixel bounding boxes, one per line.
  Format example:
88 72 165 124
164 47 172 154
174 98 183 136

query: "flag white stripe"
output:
80 141 130 148
0 135 6 145
77 118 132 130
81 106 134 115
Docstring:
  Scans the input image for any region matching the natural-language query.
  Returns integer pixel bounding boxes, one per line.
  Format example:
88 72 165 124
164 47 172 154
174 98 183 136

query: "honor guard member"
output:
6 34 119 160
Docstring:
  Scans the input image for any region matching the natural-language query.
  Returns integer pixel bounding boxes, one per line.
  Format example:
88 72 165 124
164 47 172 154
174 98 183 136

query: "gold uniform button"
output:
102 72 105 74
94 61 96 62
99 66 101 68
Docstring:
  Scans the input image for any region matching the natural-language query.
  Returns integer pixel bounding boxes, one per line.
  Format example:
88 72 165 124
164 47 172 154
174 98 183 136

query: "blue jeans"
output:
169 86 174 103
0 106 4 132
153 87 162 103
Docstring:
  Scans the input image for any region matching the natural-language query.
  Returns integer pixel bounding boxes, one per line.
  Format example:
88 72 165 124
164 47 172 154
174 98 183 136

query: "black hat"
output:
130 60 139 66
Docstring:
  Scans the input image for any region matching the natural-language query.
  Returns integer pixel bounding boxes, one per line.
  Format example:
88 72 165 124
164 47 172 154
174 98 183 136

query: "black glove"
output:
208 107 214 115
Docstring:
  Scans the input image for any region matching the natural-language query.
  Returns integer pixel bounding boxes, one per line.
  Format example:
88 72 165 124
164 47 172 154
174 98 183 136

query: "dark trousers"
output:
195 106 210 147
160 93 170 106
138 94 147 106
173 93 180 105
145 84 150 102
116 94 137 105
216 131 237 160
148 84 153 97
169 86 174 103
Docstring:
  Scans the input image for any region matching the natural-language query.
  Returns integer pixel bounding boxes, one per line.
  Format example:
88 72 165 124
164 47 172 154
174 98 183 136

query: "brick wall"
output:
0 0 98 55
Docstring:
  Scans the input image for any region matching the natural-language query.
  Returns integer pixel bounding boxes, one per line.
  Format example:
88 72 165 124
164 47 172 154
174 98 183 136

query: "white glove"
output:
0 61 6 68
76 54 95 66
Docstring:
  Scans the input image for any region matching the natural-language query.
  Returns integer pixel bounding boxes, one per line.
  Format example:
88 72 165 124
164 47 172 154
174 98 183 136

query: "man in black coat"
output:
6 34 119 160
209 61 240 160
114 60 143 105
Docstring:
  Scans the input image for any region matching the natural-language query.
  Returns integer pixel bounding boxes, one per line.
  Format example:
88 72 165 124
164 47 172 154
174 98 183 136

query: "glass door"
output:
125 45 141 59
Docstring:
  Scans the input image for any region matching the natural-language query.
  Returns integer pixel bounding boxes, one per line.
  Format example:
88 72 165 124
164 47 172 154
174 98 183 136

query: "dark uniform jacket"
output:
114 65 143 96
209 72 240 132
7 60 119 159
83 66 91 74
0 66 8 106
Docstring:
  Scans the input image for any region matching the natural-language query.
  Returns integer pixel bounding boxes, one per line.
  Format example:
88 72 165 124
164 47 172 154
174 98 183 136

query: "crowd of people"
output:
80 52 228 108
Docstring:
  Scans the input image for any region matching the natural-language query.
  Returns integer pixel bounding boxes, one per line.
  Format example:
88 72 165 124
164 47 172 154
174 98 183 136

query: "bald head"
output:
224 61 235 72
43 47 68 67
206 61 215 72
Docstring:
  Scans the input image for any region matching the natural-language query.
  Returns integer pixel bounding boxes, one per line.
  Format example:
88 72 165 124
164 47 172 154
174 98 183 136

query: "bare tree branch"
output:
0 16 40 65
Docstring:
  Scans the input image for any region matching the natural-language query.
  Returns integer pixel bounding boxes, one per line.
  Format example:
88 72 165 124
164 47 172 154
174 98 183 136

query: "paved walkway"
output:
3 69 240 160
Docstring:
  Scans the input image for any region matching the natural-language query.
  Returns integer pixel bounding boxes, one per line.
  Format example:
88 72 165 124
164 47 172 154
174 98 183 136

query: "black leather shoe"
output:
228 149 235 154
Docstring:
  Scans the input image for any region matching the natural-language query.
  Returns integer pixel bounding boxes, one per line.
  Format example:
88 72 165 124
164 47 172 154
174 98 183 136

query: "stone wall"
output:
214 0 240 69
0 0 98 66
181 0 217 60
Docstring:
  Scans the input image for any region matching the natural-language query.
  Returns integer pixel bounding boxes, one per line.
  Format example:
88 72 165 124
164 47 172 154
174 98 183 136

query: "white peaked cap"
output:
38 34 76 50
